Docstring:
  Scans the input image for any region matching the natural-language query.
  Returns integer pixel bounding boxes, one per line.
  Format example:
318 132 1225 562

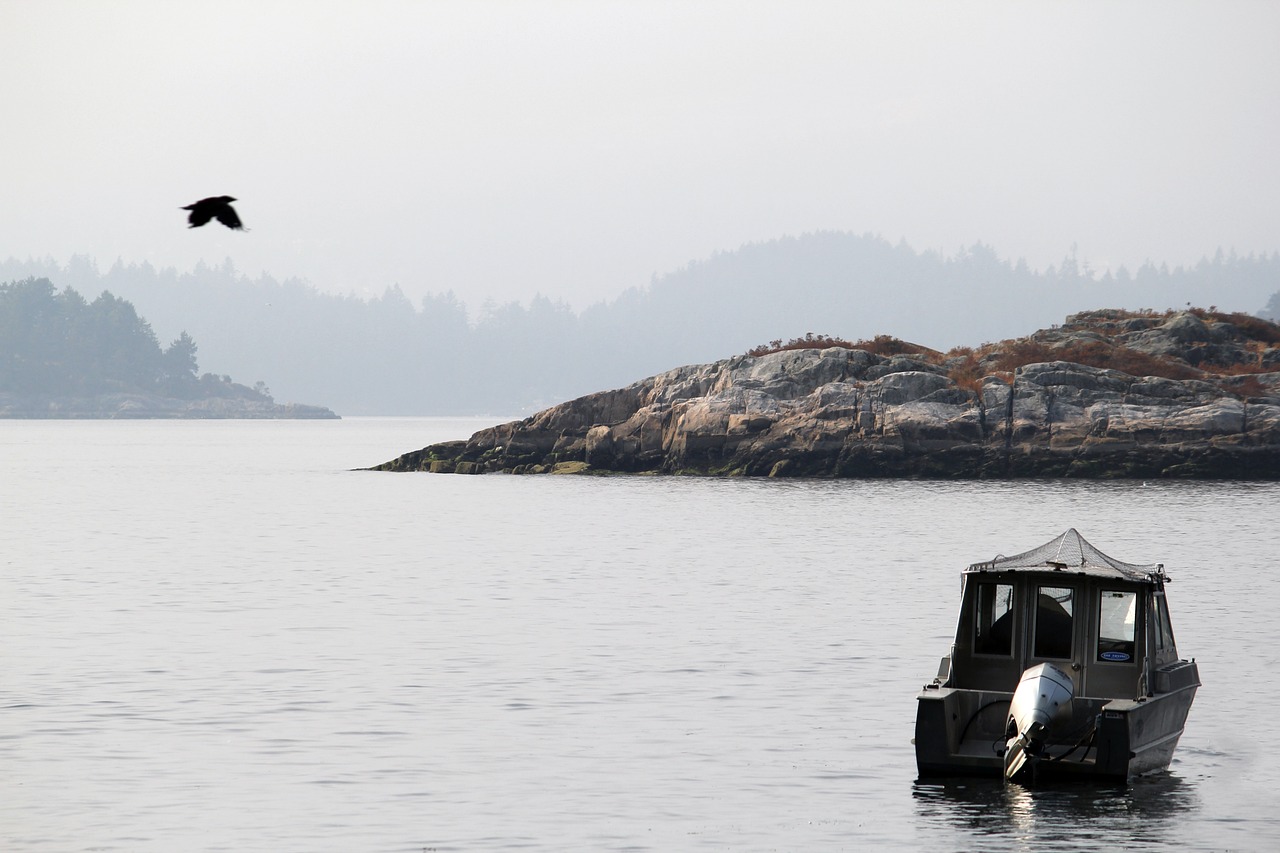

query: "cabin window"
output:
1097 590 1137 663
1034 586 1075 659
974 582 1014 655
1155 592 1175 652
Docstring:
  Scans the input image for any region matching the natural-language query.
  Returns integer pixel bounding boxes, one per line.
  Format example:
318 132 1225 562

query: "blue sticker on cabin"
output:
1101 651 1131 662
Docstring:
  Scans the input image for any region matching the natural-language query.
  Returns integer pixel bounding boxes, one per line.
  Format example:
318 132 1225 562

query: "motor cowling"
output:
1003 663 1074 782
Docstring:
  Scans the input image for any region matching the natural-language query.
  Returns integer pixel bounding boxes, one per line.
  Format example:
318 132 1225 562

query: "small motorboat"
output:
914 529 1199 783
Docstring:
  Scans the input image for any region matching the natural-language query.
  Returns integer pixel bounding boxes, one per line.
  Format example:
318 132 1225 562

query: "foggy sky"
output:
3 1 1278 310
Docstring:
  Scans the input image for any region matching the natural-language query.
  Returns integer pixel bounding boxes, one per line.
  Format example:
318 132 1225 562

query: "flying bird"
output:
182 196 245 230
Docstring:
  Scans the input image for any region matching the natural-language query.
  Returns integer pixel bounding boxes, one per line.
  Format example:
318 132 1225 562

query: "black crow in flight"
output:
182 196 245 230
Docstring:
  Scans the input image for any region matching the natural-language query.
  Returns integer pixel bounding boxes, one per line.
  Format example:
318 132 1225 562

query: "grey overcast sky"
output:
3 1 1278 308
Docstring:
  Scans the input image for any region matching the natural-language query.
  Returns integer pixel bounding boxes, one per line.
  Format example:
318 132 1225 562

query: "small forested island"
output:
375 308 1280 478
0 278 336 418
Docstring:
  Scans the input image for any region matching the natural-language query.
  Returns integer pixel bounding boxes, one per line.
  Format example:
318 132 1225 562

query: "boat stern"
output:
915 685 1008 777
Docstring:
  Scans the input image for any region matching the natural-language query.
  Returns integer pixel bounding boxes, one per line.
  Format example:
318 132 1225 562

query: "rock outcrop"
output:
375 310 1280 478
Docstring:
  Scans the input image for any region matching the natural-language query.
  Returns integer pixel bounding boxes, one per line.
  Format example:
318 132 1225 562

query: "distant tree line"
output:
3 234 1279 415
0 277 270 402
1262 289 1280 323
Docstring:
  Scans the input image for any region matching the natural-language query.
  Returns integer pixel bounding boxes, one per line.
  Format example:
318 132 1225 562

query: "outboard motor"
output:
1003 663 1074 782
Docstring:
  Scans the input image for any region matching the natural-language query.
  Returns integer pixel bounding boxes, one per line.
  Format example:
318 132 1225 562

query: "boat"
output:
914 529 1199 783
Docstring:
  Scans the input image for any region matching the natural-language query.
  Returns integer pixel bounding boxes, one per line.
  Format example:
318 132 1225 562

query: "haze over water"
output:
3 419 1277 851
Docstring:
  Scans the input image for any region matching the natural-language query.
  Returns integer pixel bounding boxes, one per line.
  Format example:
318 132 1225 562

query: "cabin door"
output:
1082 586 1144 699
1023 581 1082 689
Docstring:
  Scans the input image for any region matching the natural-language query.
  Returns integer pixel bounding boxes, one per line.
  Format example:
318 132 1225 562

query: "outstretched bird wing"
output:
184 203 215 228
214 204 244 230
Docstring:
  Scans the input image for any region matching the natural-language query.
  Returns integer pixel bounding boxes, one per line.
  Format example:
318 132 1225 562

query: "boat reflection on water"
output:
911 773 1198 851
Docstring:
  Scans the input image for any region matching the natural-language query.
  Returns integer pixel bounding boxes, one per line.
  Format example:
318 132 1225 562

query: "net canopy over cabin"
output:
967 528 1163 582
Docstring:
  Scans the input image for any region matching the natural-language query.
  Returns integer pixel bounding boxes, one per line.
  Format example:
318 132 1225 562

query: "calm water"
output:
2 418 1277 852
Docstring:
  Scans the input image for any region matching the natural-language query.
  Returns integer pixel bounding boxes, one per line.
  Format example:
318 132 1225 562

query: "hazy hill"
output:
0 277 334 418
5 233 1279 414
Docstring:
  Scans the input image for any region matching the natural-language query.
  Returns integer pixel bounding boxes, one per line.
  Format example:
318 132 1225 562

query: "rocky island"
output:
375 309 1280 478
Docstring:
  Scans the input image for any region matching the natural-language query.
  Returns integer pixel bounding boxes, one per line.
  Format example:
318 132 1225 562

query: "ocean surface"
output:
2 418 1277 852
